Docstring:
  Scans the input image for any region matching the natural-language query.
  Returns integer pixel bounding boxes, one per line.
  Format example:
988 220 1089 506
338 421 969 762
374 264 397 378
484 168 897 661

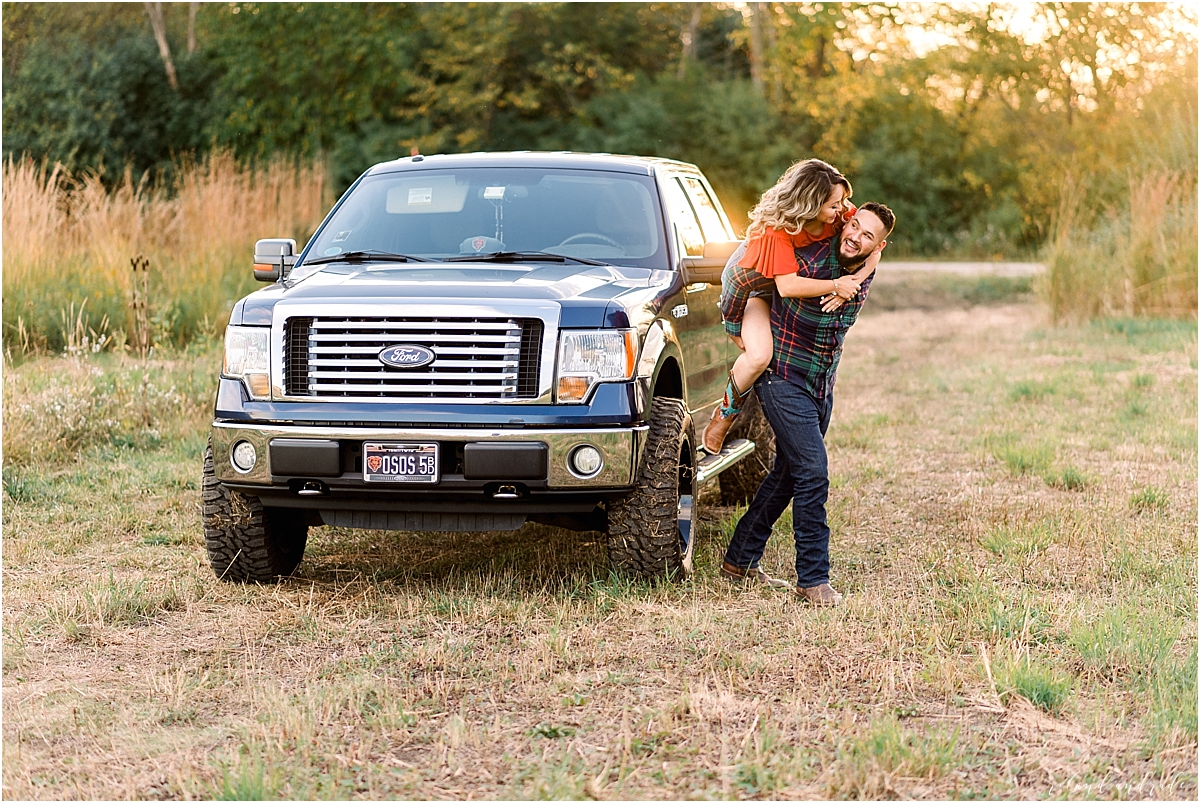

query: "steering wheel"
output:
556 232 625 251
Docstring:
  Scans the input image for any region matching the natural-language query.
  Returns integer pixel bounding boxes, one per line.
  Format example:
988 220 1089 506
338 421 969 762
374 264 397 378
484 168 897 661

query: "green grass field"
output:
3 278 1196 799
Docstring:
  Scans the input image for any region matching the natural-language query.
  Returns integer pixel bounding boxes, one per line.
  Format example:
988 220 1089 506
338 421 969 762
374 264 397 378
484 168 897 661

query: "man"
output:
721 202 896 606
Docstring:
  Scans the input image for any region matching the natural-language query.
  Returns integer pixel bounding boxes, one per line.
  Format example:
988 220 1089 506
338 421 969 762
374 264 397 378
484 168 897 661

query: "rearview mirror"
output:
253 238 298 282
681 240 741 285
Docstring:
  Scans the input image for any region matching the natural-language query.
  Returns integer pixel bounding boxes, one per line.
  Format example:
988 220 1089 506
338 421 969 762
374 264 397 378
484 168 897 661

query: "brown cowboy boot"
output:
721 561 792 589
795 583 843 607
702 370 751 453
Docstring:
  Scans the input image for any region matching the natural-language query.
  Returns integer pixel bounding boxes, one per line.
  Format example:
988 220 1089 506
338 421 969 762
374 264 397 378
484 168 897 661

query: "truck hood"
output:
234 261 667 328
292 261 651 300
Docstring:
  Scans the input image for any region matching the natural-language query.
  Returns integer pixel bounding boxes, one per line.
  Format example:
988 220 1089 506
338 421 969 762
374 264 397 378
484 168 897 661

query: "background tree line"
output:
3 2 1196 256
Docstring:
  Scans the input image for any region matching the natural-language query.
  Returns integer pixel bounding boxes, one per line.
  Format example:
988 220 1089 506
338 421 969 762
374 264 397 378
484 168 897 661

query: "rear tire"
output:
202 439 308 583
717 390 776 506
606 398 696 581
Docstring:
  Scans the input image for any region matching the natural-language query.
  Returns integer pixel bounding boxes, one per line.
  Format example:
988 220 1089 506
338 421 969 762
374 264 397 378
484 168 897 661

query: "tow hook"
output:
296 480 329 497
487 483 528 500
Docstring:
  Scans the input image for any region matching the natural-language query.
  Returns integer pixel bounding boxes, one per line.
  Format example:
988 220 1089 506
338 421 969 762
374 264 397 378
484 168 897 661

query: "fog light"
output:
231 440 257 472
571 445 603 477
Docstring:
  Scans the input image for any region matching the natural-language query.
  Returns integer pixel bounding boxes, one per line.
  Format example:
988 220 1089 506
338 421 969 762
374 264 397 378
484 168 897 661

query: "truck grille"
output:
285 316 543 400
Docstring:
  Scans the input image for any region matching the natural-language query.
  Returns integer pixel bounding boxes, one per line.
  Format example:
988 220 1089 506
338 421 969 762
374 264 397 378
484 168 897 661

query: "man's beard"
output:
834 240 868 269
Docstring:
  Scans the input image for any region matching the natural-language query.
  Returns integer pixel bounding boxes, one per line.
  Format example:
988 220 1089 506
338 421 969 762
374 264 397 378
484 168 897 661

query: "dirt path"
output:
881 260 1044 276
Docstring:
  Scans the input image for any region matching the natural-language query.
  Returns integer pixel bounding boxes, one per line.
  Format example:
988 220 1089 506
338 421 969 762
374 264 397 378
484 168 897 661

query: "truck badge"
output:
378 344 436 369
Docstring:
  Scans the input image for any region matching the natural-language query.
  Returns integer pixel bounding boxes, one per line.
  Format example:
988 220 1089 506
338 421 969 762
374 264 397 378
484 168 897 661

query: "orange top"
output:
739 204 856 278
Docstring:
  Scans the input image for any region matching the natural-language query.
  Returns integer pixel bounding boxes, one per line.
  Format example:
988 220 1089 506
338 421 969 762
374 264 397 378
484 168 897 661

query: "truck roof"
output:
364 150 701 177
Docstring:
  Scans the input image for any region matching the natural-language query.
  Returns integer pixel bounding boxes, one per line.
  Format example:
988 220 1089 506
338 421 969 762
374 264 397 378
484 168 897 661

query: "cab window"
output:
681 176 730 241
660 177 705 257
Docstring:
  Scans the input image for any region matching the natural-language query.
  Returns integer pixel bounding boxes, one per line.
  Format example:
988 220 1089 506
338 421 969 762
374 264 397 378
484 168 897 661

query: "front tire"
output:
606 398 696 581
202 440 308 583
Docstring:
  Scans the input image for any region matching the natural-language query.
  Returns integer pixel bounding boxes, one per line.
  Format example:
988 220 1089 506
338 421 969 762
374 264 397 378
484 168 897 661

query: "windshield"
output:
304 167 667 269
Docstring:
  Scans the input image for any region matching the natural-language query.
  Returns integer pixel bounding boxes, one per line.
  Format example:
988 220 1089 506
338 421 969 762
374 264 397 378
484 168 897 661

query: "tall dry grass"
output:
1041 169 1198 322
2 152 330 357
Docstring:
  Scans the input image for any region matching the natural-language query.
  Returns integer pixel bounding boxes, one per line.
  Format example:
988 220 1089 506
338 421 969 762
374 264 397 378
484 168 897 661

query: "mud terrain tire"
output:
606 398 695 581
202 440 308 582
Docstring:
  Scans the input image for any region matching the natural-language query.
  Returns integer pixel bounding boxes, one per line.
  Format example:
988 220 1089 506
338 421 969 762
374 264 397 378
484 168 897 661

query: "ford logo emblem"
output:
378 344 435 369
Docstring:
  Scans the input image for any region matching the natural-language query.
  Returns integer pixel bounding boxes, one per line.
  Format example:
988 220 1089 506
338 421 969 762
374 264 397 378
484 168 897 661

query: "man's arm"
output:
818 246 884 312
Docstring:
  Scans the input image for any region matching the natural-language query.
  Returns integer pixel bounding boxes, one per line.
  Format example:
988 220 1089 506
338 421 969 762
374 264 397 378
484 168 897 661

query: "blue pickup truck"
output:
203 151 773 583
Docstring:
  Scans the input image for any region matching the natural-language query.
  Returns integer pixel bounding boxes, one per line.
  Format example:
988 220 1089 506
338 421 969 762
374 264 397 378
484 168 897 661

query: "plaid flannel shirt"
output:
769 236 874 400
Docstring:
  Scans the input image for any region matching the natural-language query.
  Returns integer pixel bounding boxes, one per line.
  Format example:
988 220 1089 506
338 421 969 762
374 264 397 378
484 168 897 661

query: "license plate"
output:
362 442 439 483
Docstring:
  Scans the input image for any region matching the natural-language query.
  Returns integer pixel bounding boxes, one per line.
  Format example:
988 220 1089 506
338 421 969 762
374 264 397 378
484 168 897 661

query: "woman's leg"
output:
704 298 774 453
731 296 774 392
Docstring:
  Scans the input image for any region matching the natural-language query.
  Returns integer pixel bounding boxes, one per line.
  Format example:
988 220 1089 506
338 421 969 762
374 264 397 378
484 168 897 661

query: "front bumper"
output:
211 421 648 492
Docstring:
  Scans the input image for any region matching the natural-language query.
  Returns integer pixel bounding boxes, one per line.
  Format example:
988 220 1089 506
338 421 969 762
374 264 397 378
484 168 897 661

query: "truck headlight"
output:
223 326 272 400
556 329 636 403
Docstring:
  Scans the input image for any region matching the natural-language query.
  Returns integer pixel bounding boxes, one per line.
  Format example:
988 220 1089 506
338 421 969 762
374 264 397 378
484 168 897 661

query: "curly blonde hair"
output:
746 159 852 236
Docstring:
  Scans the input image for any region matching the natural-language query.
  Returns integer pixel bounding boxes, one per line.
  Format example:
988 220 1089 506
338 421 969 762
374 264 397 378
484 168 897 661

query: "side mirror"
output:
681 240 741 285
253 238 298 282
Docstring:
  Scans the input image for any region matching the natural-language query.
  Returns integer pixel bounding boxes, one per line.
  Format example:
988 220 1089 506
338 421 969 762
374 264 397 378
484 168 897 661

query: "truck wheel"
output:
717 390 776 506
606 398 696 581
201 440 308 583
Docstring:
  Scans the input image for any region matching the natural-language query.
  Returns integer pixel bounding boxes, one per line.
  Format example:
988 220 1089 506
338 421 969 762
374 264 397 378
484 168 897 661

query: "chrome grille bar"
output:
287 316 539 400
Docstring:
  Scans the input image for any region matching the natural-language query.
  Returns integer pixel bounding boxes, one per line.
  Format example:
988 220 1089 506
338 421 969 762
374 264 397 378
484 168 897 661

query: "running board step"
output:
694 438 756 484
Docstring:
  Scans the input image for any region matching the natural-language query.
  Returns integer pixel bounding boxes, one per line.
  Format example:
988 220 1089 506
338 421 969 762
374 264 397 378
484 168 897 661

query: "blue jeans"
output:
723 373 833 588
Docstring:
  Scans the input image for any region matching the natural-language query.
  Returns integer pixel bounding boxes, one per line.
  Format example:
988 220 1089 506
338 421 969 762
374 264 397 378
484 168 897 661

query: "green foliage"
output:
994 652 1073 714
842 89 1023 254
2 347 219 468
830 715 963 796
980 524 1055 562
530 722 575 739
2 3 1196 256
82 571 185 627
576 74 795 219
1009 379 1057 403
3 22 214 179
1069 607 1179 682
1146 650 1199 744
1130 486 1170 513
212 751 283 801
990 436 1055 477
975 599 1054 645
1044 466 1088 491
200 3 422 189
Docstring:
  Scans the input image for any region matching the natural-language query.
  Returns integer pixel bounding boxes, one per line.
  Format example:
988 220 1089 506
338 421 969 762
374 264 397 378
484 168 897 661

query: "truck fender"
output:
636 318 685 417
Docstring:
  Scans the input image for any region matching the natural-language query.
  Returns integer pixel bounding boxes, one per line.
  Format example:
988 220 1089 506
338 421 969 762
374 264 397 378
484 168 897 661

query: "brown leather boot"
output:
795 583 843 607
703 404 739 454
720 561 792 589
702 370 751 453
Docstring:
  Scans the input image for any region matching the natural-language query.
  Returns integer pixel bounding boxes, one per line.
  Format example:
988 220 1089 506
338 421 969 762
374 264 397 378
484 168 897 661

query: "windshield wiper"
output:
444 250 609 266
303 250 433 266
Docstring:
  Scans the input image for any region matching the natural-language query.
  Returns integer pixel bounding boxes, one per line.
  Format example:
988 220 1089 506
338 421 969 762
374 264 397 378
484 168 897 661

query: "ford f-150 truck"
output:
203 151 775 583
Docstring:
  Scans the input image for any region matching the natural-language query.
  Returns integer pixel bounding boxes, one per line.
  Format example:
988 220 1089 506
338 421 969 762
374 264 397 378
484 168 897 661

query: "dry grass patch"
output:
4 290 1196 799
2 153 329 357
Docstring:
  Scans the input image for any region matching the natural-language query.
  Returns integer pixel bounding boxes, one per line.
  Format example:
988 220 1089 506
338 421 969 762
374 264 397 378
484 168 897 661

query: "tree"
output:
144 1 178 91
